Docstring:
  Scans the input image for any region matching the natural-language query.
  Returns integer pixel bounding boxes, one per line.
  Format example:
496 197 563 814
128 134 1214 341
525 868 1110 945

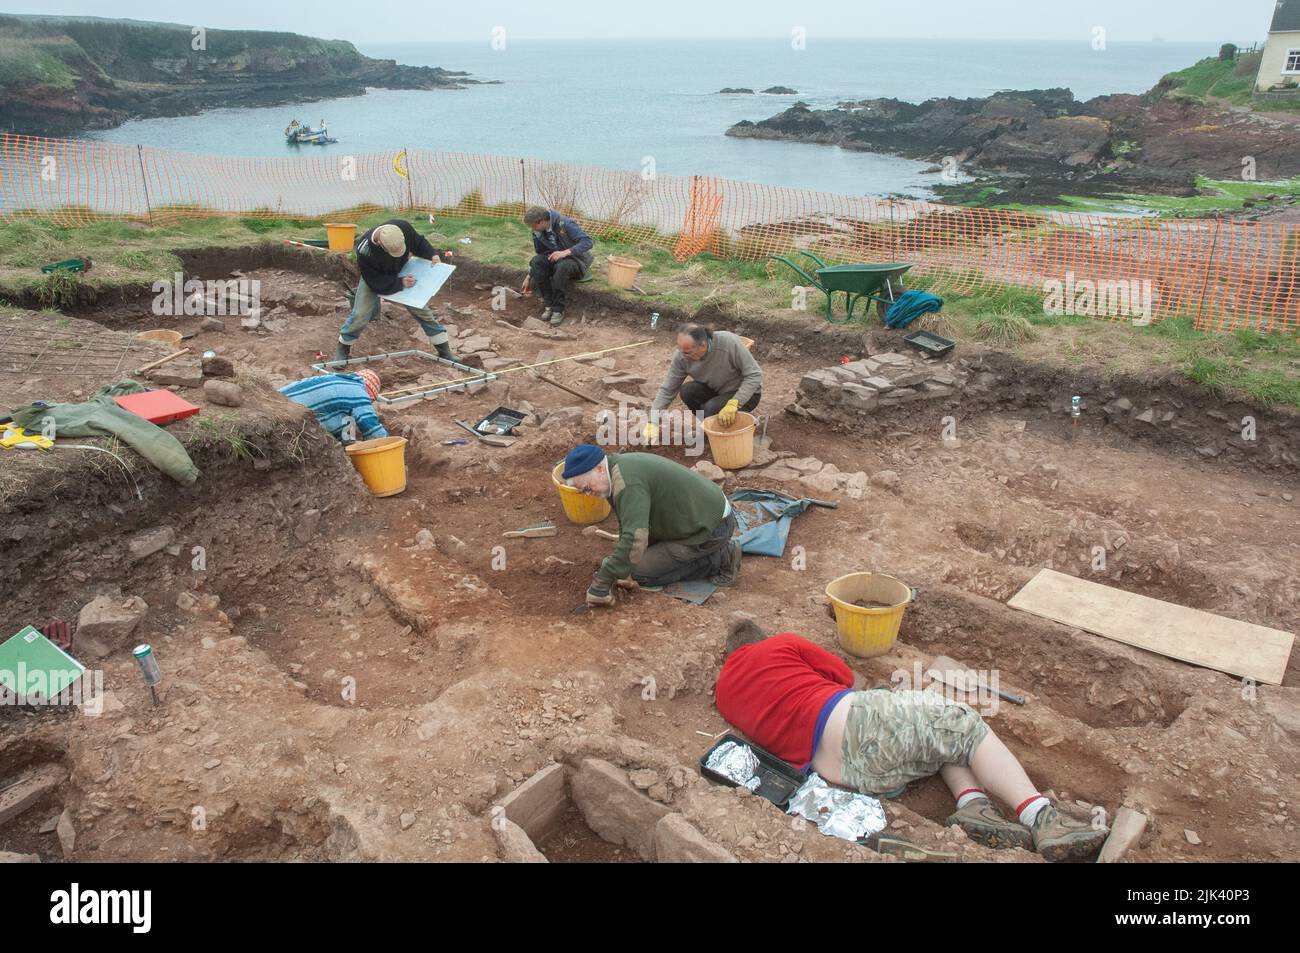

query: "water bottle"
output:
650 312 660 330
1071 396 1081 418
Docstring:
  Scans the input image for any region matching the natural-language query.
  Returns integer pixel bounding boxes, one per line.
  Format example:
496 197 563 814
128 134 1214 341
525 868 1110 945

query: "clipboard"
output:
380 259 456 308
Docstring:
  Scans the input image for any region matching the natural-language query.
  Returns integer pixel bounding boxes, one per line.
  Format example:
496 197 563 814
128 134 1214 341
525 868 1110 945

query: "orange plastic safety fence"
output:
2 133 1296 332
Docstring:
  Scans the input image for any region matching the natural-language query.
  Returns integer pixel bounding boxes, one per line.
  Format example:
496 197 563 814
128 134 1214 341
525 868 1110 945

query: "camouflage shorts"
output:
839 689 990 795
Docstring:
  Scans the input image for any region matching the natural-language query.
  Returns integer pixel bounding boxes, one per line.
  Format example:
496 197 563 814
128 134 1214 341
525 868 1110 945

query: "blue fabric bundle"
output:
884 290 944 329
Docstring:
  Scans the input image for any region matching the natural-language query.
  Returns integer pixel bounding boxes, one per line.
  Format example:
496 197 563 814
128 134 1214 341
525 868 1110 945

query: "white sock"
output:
1017 795 1050 827
955 789 986 809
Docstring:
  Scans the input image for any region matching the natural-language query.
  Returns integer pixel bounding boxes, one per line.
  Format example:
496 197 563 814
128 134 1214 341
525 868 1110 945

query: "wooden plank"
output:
1008 569 1294 685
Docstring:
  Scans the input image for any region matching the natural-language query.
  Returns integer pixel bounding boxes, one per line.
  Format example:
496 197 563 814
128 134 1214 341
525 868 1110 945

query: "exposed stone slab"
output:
653 813 738 863
570 758 670 862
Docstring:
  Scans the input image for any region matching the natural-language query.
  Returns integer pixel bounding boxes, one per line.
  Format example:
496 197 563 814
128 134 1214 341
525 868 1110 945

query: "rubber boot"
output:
435 342 455 361
709 538 743 587
334 341 351 364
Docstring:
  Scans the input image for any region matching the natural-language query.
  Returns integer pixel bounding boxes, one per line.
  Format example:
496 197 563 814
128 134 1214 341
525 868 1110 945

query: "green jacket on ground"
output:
597 452 726 584
10 380 199 484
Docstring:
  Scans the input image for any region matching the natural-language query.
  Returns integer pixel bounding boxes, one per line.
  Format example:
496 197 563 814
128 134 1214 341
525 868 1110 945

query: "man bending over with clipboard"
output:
335 219 457 364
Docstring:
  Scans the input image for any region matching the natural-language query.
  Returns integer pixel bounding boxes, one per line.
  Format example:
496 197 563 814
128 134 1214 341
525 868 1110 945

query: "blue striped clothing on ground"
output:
280 373 388 442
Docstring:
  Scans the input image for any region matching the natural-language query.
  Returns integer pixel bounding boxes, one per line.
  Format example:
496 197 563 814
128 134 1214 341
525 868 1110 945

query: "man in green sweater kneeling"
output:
562 444 742 607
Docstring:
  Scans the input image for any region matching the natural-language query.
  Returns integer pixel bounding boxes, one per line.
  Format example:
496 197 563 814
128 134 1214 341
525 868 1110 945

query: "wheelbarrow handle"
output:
767 254 820 289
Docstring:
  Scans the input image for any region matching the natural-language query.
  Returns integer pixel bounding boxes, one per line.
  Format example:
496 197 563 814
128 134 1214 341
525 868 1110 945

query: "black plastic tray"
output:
903 329 956 358
699 734 805 809
473 405 527 435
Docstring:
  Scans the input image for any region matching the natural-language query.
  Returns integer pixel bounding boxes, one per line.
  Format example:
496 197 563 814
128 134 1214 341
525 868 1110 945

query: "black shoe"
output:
435 342 454 361
333 342 351 364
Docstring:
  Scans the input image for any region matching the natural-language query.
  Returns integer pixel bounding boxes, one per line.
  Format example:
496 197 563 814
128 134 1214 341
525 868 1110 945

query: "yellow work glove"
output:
642 422 659 445
718 399 740 427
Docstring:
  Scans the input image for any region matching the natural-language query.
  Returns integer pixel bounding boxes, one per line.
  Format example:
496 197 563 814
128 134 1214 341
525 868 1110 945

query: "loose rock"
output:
203 379 244 407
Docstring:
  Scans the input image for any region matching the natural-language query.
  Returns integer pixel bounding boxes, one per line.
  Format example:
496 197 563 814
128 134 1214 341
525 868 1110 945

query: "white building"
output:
1257 0 1300 91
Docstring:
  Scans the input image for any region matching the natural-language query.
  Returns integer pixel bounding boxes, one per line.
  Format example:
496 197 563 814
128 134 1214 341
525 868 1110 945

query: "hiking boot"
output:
434 341 455 361
333 342 351 364
540 307 553 322
710 538 743 587
1031 804 1109 862
549 309 566 326
945 798 1033 851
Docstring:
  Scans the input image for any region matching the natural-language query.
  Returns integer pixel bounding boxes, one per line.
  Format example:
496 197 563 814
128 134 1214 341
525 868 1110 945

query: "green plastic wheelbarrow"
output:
40 257 92 274
769 251 911 324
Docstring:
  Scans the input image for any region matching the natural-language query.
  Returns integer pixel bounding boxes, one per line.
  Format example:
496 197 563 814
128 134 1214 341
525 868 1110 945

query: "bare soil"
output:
1 248 1297 863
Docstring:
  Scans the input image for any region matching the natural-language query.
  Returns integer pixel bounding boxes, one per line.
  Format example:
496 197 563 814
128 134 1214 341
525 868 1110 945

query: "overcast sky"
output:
9 0 1279 44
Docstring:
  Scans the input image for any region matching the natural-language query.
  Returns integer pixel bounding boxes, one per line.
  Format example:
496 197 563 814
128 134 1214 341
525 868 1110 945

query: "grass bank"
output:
1 209 1296 410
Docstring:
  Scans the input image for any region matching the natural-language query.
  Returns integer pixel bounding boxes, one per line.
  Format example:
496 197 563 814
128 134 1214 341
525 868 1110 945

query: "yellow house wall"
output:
1257 31 1300 90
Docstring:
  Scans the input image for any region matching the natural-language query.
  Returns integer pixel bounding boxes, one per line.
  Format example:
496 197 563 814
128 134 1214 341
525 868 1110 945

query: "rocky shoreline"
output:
0 16 493 138
727 87 1300 204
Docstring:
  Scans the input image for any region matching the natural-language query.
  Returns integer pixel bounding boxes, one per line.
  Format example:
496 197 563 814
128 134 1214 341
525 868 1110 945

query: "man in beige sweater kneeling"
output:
642 323 762 444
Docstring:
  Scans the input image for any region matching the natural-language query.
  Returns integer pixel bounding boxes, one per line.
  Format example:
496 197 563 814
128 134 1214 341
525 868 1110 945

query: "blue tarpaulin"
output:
730 489 818 557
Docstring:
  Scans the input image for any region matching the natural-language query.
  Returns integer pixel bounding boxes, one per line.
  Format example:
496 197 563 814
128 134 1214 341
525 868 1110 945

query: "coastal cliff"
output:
0 15 490 137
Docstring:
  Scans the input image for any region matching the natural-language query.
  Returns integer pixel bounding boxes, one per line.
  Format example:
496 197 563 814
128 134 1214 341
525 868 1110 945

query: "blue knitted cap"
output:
562 444 605 479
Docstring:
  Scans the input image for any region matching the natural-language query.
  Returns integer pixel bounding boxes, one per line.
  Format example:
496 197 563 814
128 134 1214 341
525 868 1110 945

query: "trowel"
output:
926 654 1026 705
453 419 516 448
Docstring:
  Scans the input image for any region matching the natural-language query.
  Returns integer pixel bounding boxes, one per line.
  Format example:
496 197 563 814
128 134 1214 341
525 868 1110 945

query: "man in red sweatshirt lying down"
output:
714 619 1109 861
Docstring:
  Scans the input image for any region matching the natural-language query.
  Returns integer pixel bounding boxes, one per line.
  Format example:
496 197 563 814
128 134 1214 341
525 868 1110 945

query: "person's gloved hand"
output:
718 399 740 426
642 422 659 445
586 579 615 607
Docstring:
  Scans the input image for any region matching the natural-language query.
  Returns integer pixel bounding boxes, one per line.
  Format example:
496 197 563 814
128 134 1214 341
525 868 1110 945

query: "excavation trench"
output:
0 245 1297 862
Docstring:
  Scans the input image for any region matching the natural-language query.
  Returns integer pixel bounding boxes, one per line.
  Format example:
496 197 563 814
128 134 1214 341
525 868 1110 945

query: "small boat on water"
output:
285 118 337 145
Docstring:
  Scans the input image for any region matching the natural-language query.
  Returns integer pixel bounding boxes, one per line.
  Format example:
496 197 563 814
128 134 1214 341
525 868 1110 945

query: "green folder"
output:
0 625 86 701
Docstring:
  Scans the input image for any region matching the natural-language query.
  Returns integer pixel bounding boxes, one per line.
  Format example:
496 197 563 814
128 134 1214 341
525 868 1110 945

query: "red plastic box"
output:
113 390 201 425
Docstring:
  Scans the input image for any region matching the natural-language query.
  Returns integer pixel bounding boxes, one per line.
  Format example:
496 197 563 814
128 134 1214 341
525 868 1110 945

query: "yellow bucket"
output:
551 462 611 525
824 572 914 658
346 436 408 497
136 329 183 349
325 222 358 253
606 255 643 290
700 411 756 470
